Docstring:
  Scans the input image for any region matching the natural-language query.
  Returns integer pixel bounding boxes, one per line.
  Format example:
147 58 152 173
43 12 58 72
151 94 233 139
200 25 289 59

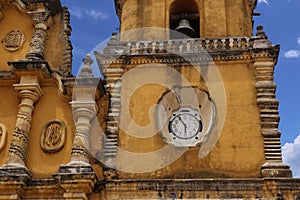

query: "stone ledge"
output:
104 178 300 191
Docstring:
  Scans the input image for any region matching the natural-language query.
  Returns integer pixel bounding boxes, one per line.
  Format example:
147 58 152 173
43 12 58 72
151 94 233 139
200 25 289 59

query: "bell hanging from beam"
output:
175 18 196 38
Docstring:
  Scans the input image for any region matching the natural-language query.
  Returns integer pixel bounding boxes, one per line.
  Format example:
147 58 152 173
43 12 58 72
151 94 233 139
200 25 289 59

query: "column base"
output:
53 162 97 199
0 163 31 182
262 162 292 178
53 161 97 184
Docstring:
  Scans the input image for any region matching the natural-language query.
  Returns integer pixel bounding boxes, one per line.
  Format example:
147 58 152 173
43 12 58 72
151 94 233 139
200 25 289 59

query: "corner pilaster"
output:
253 26 292 178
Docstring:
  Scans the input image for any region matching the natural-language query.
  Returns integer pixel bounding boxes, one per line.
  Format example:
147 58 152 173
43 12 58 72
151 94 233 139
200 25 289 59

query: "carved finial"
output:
78 54 94 78
256 25 268 39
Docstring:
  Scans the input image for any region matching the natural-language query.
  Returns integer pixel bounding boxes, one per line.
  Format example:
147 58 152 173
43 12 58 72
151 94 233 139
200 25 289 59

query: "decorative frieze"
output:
2 30 25 51
41 120 66 153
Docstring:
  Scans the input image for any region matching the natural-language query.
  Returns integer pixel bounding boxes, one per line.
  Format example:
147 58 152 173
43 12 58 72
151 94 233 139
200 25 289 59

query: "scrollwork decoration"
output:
41 120 66 153
2 30 25 51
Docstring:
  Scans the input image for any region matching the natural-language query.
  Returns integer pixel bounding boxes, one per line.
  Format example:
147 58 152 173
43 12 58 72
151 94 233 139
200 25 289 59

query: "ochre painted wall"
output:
26 85 74 178
44 13 64 72
0 6 65 72
115 60 264 179
0 85 18 167
0 8 33 70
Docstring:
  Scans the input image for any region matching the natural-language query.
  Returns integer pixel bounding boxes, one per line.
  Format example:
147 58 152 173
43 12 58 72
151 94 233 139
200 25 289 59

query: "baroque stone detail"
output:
16 111 32 123
254 60 292 177
13 127 29 145
5 78 43 167
68 57 98 165
1 30 25 51
95 36 278 66
59 7 73 77
0 123 7 152
98 36 124 179
8 143 27 164
40 120 66 153
26 10 50 60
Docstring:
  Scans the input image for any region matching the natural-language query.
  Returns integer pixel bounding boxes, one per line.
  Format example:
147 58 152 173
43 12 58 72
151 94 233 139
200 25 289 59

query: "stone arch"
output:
169 0 200 39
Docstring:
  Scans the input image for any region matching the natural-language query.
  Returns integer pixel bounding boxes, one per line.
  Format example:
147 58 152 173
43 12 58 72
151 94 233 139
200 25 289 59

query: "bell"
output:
175 19 196 38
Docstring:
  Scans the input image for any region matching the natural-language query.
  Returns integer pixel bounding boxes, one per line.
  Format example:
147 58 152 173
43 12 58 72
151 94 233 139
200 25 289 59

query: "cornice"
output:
95 36 279 66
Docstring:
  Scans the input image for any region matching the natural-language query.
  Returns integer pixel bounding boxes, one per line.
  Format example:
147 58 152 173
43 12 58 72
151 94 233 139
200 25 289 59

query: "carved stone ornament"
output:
157 87 216 147
0 123 7 152
2 30 25 51
41 120 66 153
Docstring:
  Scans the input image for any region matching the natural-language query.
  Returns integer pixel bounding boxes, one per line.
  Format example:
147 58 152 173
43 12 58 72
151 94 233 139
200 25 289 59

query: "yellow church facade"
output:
0 0 299 199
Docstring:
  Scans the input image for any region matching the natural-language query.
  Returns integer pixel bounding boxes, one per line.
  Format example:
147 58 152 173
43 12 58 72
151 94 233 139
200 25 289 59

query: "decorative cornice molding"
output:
95 35 279 66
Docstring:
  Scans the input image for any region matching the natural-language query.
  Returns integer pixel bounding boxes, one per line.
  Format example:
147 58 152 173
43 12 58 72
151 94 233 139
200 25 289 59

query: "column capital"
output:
28 10 51 27
13 77 43 103
70 101 98 118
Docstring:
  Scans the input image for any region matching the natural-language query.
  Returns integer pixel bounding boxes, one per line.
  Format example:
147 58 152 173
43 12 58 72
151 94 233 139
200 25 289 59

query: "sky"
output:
60 0 300 177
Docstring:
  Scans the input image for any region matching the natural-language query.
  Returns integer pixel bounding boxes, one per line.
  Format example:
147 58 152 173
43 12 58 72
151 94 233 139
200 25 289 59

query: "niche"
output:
169 0 200 39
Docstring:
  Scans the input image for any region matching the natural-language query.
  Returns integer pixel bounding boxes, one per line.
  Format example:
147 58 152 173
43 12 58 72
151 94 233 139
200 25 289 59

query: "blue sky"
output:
61 0 300 176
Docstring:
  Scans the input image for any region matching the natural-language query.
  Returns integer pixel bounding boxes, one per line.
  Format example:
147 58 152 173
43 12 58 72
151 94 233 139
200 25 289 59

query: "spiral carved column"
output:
26 10 50 60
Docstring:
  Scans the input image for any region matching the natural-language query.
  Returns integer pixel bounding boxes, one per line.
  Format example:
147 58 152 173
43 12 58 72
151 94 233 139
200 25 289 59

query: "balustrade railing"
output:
108 37 254 55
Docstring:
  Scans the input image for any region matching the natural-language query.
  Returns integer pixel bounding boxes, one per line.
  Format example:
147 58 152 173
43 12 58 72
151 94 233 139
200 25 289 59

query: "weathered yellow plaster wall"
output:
116 60 264 179
44 13 64 72
0 8 33 70
0 7 65 72
26 85 74 178
226 0 252 37
0 86 18 166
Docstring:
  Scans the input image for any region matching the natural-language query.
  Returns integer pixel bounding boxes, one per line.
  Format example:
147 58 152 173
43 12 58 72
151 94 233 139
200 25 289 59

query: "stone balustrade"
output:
105 36 259 56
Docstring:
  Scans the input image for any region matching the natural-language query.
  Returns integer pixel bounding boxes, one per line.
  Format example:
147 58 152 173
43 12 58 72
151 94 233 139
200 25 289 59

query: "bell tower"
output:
115 0 255 40
0 0 299 199
95 0 300 199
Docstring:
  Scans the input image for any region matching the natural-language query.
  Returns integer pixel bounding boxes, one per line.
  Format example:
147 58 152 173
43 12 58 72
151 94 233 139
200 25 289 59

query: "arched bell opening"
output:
169 0 200 39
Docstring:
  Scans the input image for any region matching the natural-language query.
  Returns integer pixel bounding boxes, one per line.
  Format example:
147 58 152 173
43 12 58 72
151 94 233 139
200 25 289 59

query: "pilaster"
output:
54 55 99 198
0 75 43 178
253 26 292 178
97 34 123 180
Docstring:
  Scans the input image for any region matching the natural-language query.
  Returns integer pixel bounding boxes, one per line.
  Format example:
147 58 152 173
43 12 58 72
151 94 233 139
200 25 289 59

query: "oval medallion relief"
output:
0 124 7 152
41 120 66 153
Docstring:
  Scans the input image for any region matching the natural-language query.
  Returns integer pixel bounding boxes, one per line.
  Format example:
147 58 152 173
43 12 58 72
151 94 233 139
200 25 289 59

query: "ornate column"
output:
26 10 50 60
0 76 43 180
253 26 292 177
69 102 97 165
54 55 99 200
